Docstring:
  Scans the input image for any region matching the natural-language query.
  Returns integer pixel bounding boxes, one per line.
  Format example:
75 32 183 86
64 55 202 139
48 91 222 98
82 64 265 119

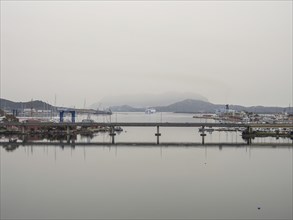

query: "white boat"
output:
145 108 156 114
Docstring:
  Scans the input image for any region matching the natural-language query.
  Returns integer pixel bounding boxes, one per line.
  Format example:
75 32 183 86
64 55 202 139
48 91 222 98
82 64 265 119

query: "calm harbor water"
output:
1 113 292 219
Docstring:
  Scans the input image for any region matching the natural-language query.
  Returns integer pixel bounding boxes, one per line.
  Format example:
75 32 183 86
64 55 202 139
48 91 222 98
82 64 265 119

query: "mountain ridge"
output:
90 92 208 109
0 98 56 111
111 99 292 114
0 98 291 114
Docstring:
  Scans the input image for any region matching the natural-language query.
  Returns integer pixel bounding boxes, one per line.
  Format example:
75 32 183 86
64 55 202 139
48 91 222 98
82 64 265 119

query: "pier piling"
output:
155 126 161 144
200 126 206 144
109 126 116 144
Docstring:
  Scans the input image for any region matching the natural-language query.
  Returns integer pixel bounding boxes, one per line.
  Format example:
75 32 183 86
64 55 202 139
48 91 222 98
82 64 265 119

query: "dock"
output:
0 122 292 145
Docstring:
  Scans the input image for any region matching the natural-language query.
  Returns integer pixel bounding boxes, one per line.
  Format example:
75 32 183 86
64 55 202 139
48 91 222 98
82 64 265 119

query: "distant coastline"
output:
0 98 292 114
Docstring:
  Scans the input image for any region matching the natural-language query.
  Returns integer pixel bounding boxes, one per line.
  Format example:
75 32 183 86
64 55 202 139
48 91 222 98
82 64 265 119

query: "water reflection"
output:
2 142 19 152
2 141 292 154
1 143 292 219
1 131 292 144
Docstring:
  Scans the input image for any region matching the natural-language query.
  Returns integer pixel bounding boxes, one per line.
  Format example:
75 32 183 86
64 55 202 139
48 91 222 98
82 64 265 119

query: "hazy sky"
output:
1 1 292 108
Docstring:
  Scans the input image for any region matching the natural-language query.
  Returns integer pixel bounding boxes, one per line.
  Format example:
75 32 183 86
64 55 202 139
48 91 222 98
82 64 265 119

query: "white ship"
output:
145 108 156 114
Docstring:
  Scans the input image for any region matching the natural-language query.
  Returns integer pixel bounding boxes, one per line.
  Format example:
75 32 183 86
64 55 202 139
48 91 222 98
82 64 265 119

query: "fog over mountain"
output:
90 92 208 109
1 2 291 108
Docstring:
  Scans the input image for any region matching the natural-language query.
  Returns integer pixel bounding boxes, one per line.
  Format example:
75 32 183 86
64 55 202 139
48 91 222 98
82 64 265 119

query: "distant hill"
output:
155 99 217 113
109 105 145 112
110 99 291 114
1 98 291 114
224 104 289 114
0 98 56 111
90 92 208 109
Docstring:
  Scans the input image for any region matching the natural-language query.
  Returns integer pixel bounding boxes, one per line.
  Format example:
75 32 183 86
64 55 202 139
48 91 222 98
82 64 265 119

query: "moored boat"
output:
145 108 156 114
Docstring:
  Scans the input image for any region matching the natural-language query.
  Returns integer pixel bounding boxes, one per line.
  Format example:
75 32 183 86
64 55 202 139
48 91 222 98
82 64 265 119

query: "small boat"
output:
9 138 17 143
145 108 156 114
114 126 123 132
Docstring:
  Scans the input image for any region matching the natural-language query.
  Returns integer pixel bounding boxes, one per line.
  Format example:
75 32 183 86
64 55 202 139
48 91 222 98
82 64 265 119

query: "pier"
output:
1 122 292 145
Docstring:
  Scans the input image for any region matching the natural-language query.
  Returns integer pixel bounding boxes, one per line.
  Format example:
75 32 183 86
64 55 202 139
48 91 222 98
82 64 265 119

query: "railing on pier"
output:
2 121 293 128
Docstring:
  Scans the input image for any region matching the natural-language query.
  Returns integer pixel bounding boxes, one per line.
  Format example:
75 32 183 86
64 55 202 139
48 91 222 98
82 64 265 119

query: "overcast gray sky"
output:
1 1 292 108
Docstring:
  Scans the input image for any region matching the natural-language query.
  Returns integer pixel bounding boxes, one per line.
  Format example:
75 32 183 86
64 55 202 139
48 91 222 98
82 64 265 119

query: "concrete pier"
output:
109 126 116 144
1 122 292 146
66 126 70 135
155 126 161 144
